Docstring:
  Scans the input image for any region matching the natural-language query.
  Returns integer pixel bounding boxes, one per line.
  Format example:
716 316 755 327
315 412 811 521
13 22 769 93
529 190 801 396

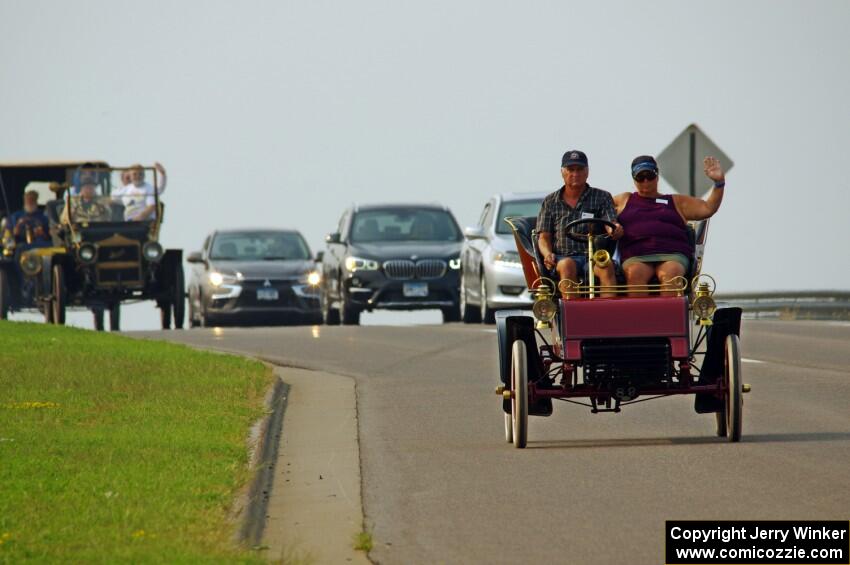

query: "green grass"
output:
0 321 274 563
352 530 373 552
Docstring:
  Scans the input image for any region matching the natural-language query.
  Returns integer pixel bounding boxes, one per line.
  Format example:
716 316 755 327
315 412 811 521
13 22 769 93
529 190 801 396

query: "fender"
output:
496 310 550 415
694 306 743 413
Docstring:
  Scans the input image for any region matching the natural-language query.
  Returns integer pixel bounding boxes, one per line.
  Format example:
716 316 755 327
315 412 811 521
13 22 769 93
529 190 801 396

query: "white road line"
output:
742 358 766 364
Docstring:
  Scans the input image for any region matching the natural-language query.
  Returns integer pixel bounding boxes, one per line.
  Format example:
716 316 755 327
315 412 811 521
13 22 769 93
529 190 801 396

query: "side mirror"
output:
325 232 341 244
186 251 204 264
315 250 324 263
464 226 486 240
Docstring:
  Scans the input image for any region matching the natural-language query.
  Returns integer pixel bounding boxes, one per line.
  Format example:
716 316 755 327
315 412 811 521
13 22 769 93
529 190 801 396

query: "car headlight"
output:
493 251 522 268
345 256 379 272
448 257 461 270
77 243 97 264
306 271 321 286
208 271 239 287
142 241 164 262
20 251 42 276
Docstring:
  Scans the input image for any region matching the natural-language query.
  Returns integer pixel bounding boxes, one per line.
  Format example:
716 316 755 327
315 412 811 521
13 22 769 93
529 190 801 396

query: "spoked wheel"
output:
460 272 481 323
504 412 513 443
51 264 66 325
92 308 105 331
109 303 121 332
0 269 10 320
723 334 743 442
480 274 495 324
511 339 529 448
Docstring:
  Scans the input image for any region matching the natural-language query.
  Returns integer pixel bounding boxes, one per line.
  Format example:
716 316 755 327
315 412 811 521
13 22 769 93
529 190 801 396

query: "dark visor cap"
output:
562 150 588 168
631 155 658 178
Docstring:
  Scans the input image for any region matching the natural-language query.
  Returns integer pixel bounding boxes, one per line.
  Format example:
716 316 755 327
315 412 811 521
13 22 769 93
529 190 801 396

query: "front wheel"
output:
460 271 481 323
340 289 360 326
51 264 66 325
92 308 105 331
321 285 340 325
724 334 743 442
441 303 460 323
160 303 172 329
109 303 121 331
480 274 495 324
511 340 528 448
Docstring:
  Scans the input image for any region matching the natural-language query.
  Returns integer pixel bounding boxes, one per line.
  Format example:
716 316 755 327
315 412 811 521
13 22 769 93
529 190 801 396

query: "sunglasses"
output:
634 171 658 183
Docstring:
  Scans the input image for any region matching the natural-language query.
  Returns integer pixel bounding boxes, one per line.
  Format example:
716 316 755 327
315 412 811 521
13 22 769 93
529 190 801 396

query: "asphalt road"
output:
133 320 850 564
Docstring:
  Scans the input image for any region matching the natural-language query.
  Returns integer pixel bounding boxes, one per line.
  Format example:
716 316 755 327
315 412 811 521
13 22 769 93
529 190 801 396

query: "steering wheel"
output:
564 218 617 243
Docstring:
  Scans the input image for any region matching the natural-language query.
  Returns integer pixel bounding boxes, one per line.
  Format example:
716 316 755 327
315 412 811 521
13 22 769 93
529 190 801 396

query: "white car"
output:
460 192 547 323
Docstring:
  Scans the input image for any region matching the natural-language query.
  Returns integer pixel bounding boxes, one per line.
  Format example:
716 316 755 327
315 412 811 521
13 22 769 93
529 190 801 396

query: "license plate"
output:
403 282 428 297
257 288 279 301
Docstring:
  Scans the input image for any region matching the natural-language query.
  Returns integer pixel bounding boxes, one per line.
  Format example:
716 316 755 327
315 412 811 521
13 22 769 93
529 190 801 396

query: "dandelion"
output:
131 530 145 538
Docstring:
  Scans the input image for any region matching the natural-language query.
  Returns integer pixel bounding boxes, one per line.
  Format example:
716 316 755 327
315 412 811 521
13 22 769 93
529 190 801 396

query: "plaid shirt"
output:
536 184 617 256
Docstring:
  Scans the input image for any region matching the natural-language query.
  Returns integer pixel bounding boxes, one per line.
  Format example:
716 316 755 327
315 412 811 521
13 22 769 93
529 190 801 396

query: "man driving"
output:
4 190 51 248
537 150 623 298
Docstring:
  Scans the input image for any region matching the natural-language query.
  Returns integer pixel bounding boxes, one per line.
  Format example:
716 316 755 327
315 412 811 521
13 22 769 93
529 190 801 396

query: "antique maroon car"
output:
496 217 749 448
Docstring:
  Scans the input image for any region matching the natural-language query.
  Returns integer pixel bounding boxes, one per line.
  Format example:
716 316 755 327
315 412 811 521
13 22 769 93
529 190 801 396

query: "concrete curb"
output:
236 373 289 548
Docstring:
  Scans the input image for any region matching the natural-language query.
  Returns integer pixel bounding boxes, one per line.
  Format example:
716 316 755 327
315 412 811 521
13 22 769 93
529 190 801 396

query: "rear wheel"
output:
480 273 495 324
92 308 105 331
51 264 66 325
511 340 528 448
724 334 743 442
460 271 481 323
0 269 10 320
109 303 121 331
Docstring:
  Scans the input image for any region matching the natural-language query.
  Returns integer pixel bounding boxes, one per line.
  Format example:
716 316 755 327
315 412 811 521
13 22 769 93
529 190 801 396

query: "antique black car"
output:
0 162 184 331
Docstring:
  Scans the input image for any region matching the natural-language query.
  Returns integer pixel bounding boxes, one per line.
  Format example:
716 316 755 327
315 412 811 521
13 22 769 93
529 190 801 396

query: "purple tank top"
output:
617 193 693 262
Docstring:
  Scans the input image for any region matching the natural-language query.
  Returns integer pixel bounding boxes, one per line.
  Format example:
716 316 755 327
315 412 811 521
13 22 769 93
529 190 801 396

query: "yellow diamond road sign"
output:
656 124 733 197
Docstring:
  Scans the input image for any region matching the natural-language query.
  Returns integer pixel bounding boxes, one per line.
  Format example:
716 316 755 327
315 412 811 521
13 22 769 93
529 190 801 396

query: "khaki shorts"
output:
622 253 690 270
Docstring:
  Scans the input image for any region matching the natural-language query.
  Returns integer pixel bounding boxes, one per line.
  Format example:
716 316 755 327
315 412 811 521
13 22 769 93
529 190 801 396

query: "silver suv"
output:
459 192 547 323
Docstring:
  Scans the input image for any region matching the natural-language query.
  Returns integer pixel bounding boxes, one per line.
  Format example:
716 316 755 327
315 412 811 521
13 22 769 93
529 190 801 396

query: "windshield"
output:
210 231 311 260
350 208 461 243
66 166 161 223
496 199 543 234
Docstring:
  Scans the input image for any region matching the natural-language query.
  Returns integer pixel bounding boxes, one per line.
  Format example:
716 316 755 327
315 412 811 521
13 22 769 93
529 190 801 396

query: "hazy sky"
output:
2 0 848 330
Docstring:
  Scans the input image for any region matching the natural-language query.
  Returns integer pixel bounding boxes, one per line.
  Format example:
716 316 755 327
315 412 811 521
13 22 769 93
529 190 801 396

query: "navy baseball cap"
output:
631 155 658 178
562 150 588 168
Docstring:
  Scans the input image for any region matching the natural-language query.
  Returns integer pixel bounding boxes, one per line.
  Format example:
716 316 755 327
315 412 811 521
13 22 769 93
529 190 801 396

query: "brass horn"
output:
592 249 611 269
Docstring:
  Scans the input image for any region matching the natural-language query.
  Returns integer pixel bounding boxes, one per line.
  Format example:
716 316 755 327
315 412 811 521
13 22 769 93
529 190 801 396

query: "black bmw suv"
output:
320 204 463 325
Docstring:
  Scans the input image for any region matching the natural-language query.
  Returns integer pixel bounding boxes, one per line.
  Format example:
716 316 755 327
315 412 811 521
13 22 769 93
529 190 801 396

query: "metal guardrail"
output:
714 291 850 320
